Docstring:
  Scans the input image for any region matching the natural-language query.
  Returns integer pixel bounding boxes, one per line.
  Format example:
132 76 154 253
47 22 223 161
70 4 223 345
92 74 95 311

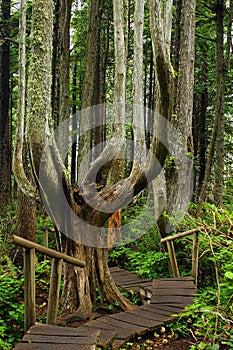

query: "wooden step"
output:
14 323 100 350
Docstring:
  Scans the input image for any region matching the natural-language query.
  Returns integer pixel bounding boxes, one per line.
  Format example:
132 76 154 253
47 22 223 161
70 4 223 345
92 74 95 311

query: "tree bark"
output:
0 0 11 211
214 0 232 206
26 0 54 178
13 0 37 200
163 0 195 236
199 0 233 207
132 0 146 165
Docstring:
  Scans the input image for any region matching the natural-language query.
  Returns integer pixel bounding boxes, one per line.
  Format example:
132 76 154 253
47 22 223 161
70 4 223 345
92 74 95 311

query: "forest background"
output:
0 0 233 349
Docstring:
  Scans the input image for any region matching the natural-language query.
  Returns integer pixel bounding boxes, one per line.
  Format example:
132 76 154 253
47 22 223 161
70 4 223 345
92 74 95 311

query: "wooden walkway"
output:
15 268 196 349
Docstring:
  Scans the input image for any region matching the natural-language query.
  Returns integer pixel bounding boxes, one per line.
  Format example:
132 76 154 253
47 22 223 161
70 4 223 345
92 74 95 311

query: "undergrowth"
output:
0 201 233 349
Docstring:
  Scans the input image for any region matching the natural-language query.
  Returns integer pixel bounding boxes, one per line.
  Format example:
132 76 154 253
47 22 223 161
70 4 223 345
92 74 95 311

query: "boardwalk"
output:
14 268 196 349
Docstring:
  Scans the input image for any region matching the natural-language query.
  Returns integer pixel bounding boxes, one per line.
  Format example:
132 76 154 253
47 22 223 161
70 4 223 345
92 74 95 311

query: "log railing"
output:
9 234 85 332
161 226 205 284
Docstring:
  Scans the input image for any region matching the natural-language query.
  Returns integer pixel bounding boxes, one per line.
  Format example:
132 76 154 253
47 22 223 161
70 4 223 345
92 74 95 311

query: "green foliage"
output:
109 245 171 279
164 203 233 349
109 190 172 279
0 256 52 348
0 257 24 349
0 207 52 348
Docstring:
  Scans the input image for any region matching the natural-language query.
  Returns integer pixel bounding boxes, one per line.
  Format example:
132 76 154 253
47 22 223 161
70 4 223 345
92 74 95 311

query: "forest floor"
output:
120 335 196 349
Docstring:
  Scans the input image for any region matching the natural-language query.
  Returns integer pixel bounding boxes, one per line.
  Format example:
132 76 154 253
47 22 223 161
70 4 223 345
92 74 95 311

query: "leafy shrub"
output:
0 257 24 349
109 245 171 279
165 203 233 349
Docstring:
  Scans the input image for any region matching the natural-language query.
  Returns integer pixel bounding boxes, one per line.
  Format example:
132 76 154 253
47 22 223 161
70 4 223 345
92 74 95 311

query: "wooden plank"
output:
112 338 126 349
97 330 117 347
111 269 137 277
154 277 194 281
27 324 100 337
87 319 126 333
89 317 146 340
90 324 132 340
142 304 186 316
15 344 96 350
22 334 97 345
153 288 196 296
110 267 148 283
114 276 142 284
118 279 151 285
112 312 161 327
103 316 147 332
130 307 175 321
109 266 122 272
153 281 195 289
77 325 117 347
151 295 194 304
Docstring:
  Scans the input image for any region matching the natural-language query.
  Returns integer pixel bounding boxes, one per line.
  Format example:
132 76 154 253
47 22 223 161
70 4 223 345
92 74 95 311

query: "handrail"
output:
161 226 205 284
9 234 85 332
10 234 85 267
161 226 205 243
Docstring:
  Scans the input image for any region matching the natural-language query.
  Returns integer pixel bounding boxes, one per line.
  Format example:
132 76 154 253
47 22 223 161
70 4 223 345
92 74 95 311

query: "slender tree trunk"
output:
158 0 196 236
71 62 77 185
214 0 233 206
52 0 72 166
78 0 100 180
214 0 225 206
198 58 208 197
0 0 11 212
107 0 128 248
132 0 146 165
199 0 232 207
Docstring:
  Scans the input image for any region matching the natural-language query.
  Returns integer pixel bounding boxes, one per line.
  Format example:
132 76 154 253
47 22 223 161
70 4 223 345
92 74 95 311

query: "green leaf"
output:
225 271 233 280
211 344 220 350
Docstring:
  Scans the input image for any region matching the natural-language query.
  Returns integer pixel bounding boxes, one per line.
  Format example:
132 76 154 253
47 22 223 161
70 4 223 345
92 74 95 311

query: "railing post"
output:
24 248 36 332
166 241 180 277
43 228 48 260
47 258 63 325
192 232 199 284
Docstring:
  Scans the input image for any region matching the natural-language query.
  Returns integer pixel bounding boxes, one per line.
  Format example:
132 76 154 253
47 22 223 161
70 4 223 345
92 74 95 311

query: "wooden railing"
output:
9 234 85 332
161 226 205 284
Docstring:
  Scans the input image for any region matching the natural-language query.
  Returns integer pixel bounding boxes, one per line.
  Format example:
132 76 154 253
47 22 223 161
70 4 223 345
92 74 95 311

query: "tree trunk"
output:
197 57 208 198
14 0 175 322
61 0 135 319
214 0 232 206
71 62 77 185
132 0 146 165
0 0 11 212
199 0 232 207
26 0 54 178
158 0 196 236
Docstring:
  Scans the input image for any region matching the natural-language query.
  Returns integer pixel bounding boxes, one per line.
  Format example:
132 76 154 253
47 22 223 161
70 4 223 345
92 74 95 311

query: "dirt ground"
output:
152 337 196 349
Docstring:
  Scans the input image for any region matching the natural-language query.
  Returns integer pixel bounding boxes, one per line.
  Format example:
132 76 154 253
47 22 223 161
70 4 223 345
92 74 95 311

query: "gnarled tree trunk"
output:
14 0 174 322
